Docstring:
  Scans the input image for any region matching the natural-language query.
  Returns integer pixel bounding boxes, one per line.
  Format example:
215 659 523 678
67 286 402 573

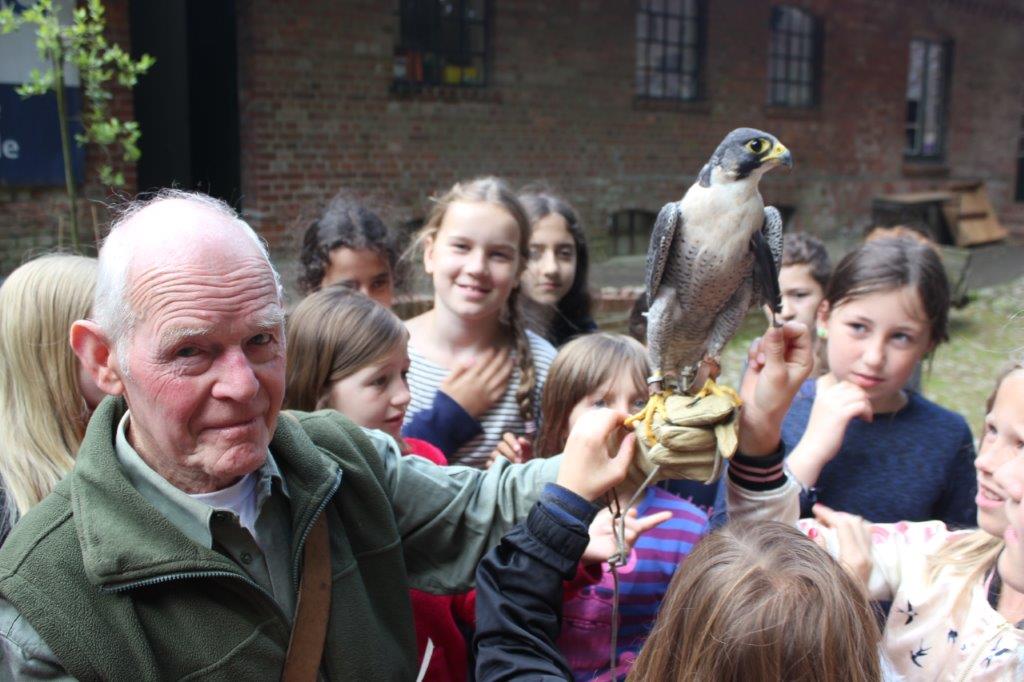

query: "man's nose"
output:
212 349 260 402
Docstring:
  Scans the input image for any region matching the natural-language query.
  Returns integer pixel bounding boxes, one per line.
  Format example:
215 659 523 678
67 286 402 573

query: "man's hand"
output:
581 507 672 565
738 321 815 456
485 432 532 468
812 503 874 587
786 376 873 487
556 409 635 502
441 348 513 418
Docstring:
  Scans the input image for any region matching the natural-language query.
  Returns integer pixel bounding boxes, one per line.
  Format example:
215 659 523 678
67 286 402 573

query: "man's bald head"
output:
93 190 283 367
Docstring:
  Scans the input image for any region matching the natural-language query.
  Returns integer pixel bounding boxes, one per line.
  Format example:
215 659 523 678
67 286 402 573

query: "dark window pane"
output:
397 0 489 88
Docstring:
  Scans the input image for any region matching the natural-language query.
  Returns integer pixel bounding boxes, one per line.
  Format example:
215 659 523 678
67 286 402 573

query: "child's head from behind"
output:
534 333 648 457
299 195 398 307
780 232 831 333
631 521 882 682
820 237 949 404
518 192 590 312
285 285 410 438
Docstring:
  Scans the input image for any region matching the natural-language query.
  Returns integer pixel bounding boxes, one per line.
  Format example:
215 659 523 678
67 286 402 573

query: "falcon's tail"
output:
751 229 781 324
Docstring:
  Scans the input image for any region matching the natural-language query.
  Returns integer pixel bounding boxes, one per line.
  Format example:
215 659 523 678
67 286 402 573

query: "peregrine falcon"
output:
628 128 791 439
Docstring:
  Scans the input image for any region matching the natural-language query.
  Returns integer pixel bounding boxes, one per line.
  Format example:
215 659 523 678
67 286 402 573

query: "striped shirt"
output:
557 486 709 681
405 330 557 468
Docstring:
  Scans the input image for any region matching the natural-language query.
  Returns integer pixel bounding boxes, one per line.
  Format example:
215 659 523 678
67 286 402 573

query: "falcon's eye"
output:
745 138 767 154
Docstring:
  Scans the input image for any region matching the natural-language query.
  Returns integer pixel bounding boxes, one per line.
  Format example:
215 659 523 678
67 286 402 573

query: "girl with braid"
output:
403 177 557 468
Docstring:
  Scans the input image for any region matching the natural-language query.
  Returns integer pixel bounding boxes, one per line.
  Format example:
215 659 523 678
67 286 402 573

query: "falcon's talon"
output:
695 378 743 407
625 390 671 446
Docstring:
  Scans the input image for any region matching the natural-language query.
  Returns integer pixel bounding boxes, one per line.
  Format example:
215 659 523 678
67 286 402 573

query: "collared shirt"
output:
114 412 296 620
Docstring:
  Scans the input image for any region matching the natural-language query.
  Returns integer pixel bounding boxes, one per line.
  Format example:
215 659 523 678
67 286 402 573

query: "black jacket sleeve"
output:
473 488 596 681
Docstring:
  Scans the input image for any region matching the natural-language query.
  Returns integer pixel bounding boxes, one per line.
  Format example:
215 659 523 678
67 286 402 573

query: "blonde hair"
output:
630 521 883 682
0 254 98 519
925 361 1024 617
533 333 648 458
284 284 408 412
415 176 537 423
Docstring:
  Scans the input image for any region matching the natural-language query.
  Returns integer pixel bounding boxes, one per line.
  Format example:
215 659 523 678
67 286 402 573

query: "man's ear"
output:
70 320 126 396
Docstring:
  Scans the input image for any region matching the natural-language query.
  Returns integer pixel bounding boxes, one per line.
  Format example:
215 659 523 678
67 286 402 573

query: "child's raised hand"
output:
557 408 635 502
787 376 873 487
485 432 532 468
441 347 513 418
812 503 874 587
581 507 672 566
738 321 815 456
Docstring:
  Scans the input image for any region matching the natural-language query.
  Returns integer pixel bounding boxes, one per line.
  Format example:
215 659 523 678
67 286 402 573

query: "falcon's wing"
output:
751 206 784 315
645 201 683 304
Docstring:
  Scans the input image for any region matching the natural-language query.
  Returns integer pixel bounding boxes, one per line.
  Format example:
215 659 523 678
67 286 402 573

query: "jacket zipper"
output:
956 622 1013 682
291 469 343 593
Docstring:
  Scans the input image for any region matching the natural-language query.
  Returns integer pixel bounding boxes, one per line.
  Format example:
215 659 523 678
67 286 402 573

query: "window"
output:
905 39 952 160
767 6 821 108
635 0 704 101
393 1 487 89
1016 112 1024 201
609 209 657 256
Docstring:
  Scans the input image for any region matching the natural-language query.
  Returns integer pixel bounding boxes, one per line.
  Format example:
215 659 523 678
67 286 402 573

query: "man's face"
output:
120 253 285 492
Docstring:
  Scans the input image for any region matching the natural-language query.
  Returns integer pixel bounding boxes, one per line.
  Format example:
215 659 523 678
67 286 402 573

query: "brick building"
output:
2 0 1023 286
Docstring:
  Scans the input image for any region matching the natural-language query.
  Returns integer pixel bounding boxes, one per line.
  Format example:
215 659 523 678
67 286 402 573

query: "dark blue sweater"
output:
781 379 977 528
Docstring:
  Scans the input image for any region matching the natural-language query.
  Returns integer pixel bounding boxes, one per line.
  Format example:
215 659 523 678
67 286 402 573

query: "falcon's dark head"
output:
697 128 792 187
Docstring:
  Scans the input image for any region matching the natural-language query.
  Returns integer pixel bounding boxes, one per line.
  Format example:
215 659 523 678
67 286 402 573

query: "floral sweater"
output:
727 454 1024 681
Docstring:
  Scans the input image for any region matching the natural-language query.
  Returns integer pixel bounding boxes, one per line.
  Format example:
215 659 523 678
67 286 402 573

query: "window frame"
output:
904 38 954 161
766 5 823 109
609 208 658 257
634 0 707 103
393 0 490 91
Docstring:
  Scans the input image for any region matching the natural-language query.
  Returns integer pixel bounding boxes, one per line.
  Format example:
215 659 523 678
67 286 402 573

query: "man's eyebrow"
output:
159 326 215 349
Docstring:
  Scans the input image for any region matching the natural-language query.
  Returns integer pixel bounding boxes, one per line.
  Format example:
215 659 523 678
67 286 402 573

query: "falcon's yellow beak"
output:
764 141 793 168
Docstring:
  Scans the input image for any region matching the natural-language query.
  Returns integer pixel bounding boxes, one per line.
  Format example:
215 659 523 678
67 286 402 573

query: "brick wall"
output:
4 0 1024 279
0 0 134 275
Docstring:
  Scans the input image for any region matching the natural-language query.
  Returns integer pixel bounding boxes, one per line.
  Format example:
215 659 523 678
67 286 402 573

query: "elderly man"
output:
0 191 633 680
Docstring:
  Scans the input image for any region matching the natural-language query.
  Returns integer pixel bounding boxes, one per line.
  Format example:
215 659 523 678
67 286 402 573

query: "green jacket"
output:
0 398 559 681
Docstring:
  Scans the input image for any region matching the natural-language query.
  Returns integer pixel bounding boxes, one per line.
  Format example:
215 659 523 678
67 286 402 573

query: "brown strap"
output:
282 514 332 682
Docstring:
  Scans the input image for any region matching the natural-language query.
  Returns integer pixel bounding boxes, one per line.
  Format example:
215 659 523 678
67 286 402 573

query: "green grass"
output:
597 276 1024 438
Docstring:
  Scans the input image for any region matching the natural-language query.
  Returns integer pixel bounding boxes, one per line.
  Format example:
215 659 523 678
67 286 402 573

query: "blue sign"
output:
0 85 84 186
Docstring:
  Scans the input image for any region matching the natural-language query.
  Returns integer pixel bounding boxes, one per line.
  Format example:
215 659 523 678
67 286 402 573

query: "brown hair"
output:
533 333 648 458
284 284 408 411
297 193 399 295
782 232 832 289
630 521 882 682
824 236 950 345
518 190 593 343
414 176 538 423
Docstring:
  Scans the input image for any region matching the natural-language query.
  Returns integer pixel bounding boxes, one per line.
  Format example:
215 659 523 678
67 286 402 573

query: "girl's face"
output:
821 286 933 410
566 368 647 435
779 264 825 333
523 213 577 306
325 340 410 439
424 201 522 323
976 370 1024 537
322 247 394 308
993 371 1024 591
